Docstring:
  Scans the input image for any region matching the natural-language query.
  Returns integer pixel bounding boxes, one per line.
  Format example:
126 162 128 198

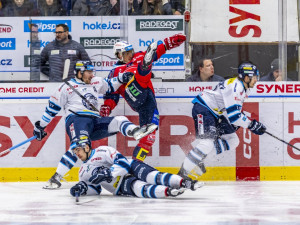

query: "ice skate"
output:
43 172 63 189
177 165 190 179
181 178 204 191
129 123 158 141
166 187 185 197
142 42 157 70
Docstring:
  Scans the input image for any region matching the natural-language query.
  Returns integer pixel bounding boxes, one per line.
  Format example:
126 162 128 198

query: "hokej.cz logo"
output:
0 59 12 66
0 24 13 33
136 19 183 31
80 37 120 49
153 54 184 66
83 21 120 30
24 20 72 32
139 38 163 47
0 38 16 50
27 40 50 48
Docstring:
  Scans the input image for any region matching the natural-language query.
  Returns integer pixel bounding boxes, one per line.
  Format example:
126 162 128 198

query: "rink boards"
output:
1 81 300 181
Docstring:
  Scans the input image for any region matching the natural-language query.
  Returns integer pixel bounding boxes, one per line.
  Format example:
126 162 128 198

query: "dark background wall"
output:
191 43 299 81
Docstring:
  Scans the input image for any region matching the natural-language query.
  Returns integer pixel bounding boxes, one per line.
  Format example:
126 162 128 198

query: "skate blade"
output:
42 182 60 190
134 124 158 141
169 187 186 197
193 182 205 190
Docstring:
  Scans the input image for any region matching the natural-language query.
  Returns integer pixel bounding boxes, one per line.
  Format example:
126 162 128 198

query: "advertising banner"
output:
0 16 184 80
190 0 299 43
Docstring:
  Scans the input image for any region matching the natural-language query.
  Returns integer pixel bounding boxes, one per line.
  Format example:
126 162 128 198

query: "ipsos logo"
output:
153 54 184 66
24 20 72 32
0 38 16 50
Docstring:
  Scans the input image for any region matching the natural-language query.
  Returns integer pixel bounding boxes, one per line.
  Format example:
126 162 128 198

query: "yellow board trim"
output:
2 166 300 182
0 167 235 182
260 166 300 180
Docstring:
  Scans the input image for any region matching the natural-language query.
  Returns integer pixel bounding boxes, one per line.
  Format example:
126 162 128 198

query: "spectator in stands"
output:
141 0 172 15
260 58 291 82
128 0 142 15
186 58 224 82
60 0 73 15
40 24 90 82
3 0 39 17
72 0 112 16
38 0 66 16
109 0 119 15
0 0 4 16
170 0 185 15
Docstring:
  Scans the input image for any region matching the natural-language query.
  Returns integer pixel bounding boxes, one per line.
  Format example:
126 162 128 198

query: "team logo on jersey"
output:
91 157 102 162
197 114 204 135
82 93 97 110
136 147 149 161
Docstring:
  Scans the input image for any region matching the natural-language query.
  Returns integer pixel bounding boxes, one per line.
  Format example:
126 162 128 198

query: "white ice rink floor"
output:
1 181 300 225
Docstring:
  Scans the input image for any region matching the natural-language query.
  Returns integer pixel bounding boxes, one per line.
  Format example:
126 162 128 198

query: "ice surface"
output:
0 181 300 225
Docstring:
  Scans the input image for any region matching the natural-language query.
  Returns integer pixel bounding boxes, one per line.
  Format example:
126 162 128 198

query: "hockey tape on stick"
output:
63 59 70 80
265 131 300 152
0 136 37 156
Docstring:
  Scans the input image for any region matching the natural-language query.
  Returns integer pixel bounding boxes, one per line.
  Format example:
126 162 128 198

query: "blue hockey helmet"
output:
74 60 94 77
70 136 91 152
238 62 259 79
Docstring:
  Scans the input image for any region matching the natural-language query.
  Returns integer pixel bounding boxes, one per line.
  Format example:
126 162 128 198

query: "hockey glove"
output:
248 119 266 135
89 166 112 184
33 121 47 141
70 181 88 197
164 33 186 50
118 72 134 84
100 105 111 117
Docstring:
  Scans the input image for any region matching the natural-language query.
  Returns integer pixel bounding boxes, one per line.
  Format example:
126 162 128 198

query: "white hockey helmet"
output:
113 41 134 62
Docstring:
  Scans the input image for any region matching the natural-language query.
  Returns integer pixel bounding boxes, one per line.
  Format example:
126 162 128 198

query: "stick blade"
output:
63 59 71 80
0 149 10 156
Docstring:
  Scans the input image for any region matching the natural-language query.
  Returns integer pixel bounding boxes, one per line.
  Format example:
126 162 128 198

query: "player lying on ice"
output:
100 34 186 162
69 137 203 199
33 61 157 189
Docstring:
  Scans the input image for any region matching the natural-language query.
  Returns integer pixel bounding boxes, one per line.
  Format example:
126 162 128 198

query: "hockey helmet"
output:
113 41 134 61
74 60 94 77
70 136 91 152
238 62 259 79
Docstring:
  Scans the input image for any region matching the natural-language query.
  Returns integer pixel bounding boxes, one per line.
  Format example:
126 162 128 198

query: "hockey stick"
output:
64 80 98 112
75 190 79 203
0 136 37 156
265 131 300 152
62 58 70 80
62 59 98 112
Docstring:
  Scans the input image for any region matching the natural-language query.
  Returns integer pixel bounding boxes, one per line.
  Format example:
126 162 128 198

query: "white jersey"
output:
40 76 121 127
79 146 131 195
193 77 252 128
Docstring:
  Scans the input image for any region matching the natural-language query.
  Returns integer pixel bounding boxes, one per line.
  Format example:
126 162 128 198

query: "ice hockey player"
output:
100 34 186 162
33 61 157 189
69 138 203 199
177 62 267 179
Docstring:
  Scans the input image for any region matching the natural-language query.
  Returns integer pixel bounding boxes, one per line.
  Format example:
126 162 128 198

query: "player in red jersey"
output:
100 34 186 161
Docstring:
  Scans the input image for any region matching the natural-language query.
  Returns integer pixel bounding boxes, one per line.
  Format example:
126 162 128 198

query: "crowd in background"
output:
0 0 185 17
